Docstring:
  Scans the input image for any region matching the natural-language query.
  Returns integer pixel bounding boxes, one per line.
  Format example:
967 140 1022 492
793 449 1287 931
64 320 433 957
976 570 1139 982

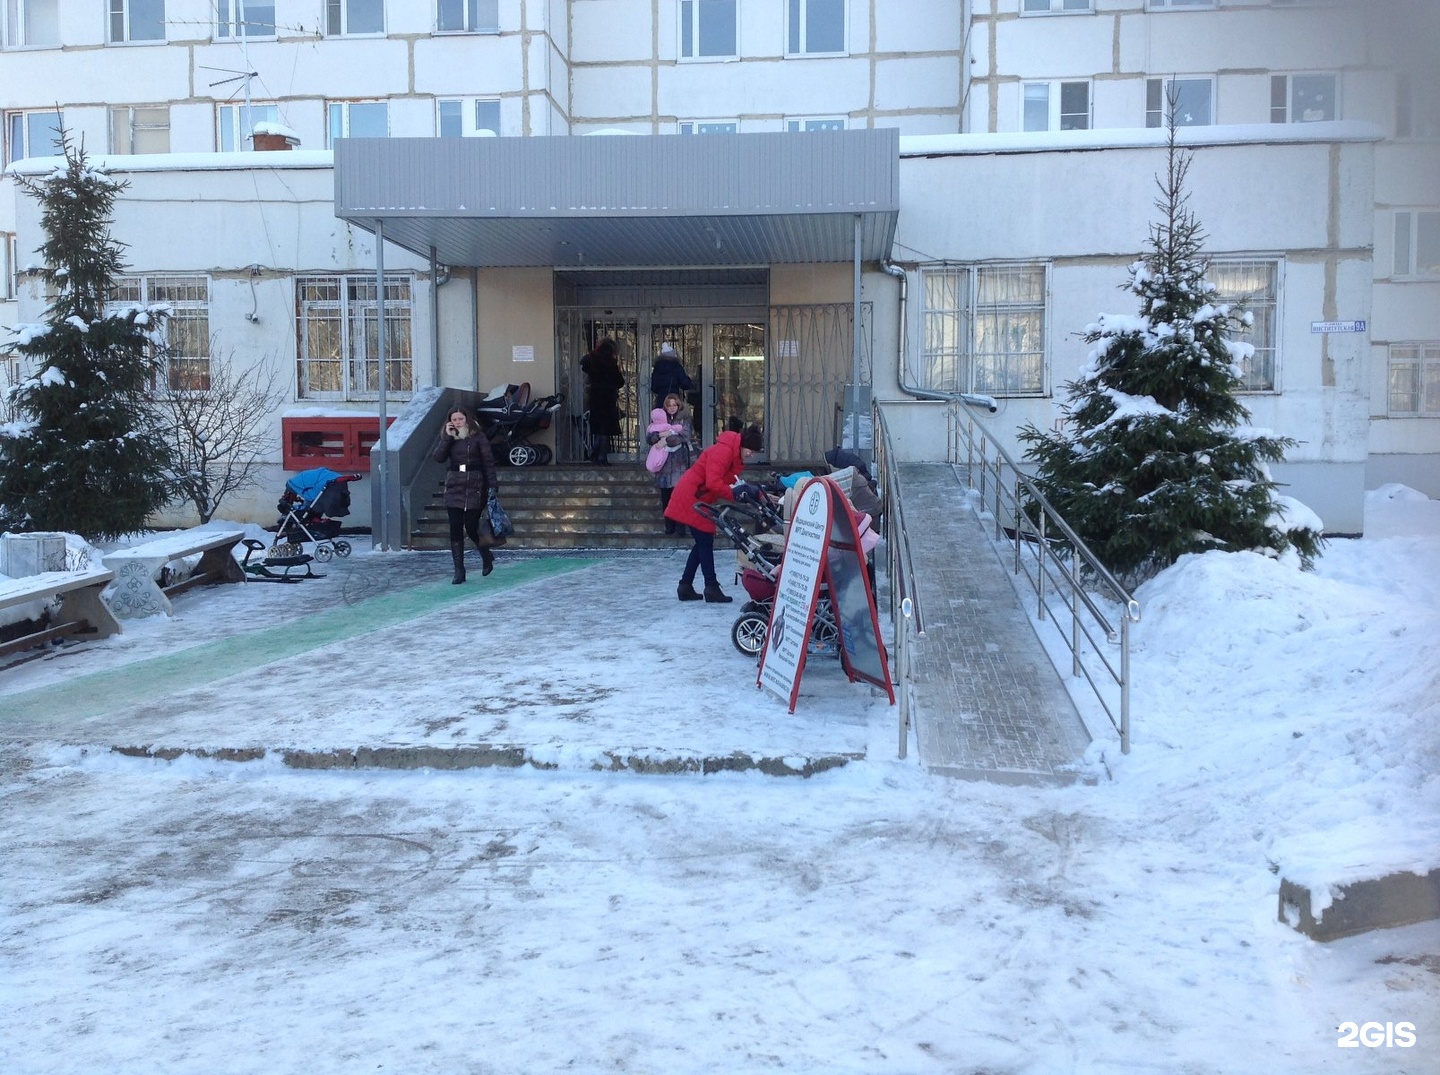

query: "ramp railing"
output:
871 406 923 758
947 405 1142 754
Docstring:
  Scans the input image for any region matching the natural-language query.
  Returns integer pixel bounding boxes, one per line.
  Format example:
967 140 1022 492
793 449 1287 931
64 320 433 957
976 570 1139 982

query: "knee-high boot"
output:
450 541 466 584
473 537 495 576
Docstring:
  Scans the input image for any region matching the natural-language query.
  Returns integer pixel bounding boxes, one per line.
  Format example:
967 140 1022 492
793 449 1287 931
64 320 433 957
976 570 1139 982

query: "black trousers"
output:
447 507 484 546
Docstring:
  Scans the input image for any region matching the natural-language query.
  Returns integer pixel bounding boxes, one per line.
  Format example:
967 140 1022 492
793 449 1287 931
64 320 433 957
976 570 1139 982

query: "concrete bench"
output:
0 567 122 659
102 528 247 618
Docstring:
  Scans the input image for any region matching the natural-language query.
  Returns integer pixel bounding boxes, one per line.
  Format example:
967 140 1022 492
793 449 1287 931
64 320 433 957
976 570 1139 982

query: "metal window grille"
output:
297 274 413 401
1211 259 1279 392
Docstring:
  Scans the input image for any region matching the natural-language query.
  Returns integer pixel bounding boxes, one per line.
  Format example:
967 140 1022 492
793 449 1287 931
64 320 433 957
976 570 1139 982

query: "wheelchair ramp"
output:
898 463 1092 783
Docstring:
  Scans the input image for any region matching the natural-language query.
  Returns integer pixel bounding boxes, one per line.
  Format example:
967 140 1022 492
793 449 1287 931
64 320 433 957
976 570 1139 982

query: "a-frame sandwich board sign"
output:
757 476 895 712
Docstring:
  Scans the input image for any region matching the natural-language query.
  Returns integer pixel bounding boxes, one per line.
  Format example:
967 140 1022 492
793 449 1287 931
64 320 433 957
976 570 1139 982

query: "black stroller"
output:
475 382 564 467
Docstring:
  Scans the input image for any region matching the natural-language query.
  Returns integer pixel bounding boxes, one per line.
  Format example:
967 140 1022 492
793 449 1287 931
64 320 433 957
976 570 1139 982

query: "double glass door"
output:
650 320 765 450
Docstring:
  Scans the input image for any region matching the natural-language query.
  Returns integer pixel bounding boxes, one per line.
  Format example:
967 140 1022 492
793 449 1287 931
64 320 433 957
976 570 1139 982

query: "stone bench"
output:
0 567 121 659
102 528 247 618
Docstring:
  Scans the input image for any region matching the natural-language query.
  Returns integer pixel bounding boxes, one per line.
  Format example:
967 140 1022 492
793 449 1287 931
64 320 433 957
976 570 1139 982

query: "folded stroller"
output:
475 382 565 467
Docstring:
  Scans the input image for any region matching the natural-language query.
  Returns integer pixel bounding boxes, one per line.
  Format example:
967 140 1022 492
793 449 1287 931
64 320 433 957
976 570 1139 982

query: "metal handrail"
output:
871 405 923 758
947 404 1142 753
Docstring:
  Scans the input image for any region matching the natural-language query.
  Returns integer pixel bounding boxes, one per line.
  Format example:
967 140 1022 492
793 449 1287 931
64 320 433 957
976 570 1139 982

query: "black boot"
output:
703 583 733 604
450 542 466 584
481 547 495 577
677 580 702 602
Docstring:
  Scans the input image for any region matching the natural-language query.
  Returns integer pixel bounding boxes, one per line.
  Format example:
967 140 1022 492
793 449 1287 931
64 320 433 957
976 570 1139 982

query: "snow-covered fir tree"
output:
1018 126 1323 587
0 133 172 540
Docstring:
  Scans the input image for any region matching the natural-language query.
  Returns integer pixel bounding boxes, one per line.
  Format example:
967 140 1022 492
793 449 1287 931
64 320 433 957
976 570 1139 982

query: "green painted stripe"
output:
2 556 596 723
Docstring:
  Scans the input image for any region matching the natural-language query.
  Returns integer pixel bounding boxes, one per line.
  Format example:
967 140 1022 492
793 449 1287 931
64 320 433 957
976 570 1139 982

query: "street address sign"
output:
1311 320 1367 334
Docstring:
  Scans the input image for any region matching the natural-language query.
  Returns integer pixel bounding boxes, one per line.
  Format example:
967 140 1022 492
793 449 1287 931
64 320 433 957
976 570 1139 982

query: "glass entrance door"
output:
651 321 765 449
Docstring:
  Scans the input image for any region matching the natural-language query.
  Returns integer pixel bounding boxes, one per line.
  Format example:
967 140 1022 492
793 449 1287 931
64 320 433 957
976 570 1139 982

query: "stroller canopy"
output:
285 467 344 505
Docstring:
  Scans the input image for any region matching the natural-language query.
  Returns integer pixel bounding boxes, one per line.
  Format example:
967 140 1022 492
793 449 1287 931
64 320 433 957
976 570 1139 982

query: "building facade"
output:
2 1 1436 532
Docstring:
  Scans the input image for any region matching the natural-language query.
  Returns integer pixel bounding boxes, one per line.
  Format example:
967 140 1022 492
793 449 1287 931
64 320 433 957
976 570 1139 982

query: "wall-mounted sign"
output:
1310 321 1367 334
512 344 535 362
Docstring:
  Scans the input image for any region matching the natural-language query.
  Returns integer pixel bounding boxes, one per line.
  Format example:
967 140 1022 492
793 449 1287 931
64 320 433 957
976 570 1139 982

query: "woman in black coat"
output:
580 337 625 465
432 406 499 583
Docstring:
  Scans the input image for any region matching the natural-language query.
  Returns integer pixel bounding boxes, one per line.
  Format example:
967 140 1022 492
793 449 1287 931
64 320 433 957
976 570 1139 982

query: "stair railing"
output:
371 386 486 548
871 405 923 759
947 405 1142 754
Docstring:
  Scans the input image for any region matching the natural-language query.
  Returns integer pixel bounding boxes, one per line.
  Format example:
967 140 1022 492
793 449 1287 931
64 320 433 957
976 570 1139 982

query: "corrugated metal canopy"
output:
334 129 899 269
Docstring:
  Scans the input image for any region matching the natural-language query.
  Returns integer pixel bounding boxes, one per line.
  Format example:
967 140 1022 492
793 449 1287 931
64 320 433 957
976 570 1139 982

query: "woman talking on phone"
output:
431 406 499 583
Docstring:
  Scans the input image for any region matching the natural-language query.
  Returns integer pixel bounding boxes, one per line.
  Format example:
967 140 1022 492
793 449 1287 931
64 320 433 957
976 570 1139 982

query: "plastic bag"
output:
487 491 515 540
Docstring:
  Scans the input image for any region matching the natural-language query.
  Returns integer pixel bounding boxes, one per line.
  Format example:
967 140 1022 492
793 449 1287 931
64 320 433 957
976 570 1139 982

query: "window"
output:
1023 81 1090 132
1 232 14 301
4 0 60 47
680 0 736 59
1271 74 1337 123
111 275 211 392
438 98 501 138
219 102 281 151
1148 0 1214 8
217 0 275 37
1146 77 1213 127
110 106 169 154
678 120 738 134
786 116 846 132
437 0 498 33
5 109 61 163
1387 344 1440 416
787 0 844 56
296 274 414 401
109 0 165 42
920 264 1048 397
1021 0 1091 12
1393 210 1440 278
326 0 383 35
1211 259 1280 393
1395 74 1440 139
328 101 389 145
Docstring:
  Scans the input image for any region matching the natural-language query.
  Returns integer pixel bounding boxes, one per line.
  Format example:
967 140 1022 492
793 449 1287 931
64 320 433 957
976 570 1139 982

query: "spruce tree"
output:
0 132 172 541
1018 124 1323 586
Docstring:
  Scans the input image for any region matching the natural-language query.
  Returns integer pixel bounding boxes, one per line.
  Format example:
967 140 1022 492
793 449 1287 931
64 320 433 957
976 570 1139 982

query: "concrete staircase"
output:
410 463 680 550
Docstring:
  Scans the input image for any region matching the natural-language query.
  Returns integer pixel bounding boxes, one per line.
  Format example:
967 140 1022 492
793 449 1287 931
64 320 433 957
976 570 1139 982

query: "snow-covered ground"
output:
1 486 1436 1074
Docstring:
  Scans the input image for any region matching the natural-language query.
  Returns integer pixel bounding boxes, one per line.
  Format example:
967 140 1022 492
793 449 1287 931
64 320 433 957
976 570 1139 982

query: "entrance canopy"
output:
333 128 899 268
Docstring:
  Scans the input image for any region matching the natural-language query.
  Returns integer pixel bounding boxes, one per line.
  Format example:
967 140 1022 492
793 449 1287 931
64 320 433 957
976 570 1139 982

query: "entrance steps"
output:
409 463 679 550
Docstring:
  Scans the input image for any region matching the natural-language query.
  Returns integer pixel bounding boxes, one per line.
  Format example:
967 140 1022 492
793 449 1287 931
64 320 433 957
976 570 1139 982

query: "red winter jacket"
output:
663 430 745 533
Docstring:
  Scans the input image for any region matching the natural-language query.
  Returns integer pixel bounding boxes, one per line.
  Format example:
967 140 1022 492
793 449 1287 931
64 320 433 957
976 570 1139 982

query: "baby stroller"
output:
272 467 362 562
475 382 565 467
695 494 840 660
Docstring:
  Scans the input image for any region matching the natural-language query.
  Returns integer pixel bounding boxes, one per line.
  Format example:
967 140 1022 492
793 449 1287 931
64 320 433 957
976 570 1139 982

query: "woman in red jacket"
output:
664 423 764 603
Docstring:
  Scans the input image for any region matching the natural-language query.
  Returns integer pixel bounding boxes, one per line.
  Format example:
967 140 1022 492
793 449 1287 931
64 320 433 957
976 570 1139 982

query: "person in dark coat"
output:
580 337 625 465
664 422 764 603
432 406 499 583
649 342 694 408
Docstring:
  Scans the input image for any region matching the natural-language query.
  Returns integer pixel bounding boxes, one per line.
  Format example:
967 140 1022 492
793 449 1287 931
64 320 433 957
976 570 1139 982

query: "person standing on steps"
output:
664 422 765 603
648 341 693 409
580 337 625 465
432 407 498 584
646 392 698 534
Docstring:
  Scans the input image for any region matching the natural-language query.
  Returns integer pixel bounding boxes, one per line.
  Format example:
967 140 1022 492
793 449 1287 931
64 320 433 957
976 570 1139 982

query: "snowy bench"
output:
102 528 247 618
0 567 122 659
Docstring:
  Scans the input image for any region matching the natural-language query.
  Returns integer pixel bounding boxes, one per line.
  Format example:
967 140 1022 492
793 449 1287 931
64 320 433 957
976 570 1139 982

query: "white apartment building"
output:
2 0 1436 534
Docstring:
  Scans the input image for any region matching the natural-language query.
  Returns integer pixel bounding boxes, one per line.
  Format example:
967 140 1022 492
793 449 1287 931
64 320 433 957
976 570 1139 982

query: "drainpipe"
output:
883 258 998 413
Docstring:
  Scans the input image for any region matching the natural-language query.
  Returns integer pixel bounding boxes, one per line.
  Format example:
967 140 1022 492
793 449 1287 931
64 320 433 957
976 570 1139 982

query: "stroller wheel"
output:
508 443 540 467
535 444 553 465
313 544 335 563
731 610 769 659
333 540 353 558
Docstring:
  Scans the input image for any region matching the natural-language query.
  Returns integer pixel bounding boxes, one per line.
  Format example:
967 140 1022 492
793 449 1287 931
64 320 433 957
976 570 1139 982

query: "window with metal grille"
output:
1387 344 1440 416
919 264 1048 397
111 274 211 392
296 274 414 401
1210 259 1281 393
